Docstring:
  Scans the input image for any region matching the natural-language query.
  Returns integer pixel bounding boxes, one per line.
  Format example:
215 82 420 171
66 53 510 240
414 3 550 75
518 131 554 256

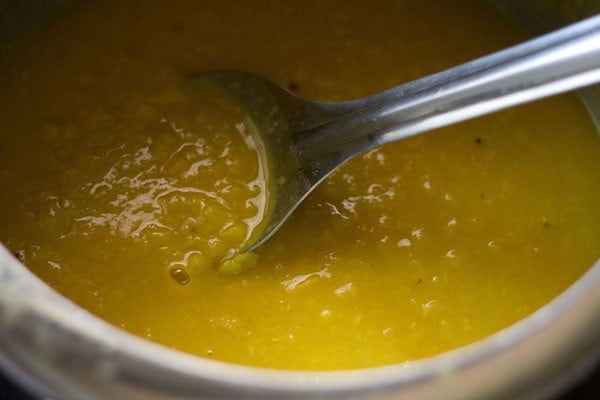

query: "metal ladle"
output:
193 14 600 252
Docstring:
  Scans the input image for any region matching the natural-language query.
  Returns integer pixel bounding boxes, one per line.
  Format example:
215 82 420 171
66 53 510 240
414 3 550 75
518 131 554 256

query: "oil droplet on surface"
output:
170 267 190 285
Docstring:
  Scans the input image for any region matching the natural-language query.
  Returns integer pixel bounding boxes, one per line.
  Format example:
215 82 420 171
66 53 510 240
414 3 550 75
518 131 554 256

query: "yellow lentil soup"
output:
0 0 599 370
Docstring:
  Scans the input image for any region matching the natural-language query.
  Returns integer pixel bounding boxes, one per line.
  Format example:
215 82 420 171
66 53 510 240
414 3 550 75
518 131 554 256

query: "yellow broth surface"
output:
1 0 599 370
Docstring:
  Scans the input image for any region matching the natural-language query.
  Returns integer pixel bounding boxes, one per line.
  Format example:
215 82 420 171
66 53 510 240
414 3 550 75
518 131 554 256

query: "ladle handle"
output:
296 14 600 178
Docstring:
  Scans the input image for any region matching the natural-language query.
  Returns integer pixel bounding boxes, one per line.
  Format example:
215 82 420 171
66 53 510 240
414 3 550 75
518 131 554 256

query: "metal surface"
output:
0 1 599 399
198 14 600 251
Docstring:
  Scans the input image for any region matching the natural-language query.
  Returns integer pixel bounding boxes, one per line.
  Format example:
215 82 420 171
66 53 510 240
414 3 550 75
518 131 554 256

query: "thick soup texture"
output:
0 0 599 370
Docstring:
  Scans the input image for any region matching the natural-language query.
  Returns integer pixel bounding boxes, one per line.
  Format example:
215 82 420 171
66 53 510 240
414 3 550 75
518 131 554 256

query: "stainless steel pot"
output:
0 1 599 399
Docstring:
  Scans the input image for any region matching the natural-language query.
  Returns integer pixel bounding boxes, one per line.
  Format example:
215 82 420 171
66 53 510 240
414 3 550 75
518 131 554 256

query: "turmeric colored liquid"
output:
0 0 599 370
